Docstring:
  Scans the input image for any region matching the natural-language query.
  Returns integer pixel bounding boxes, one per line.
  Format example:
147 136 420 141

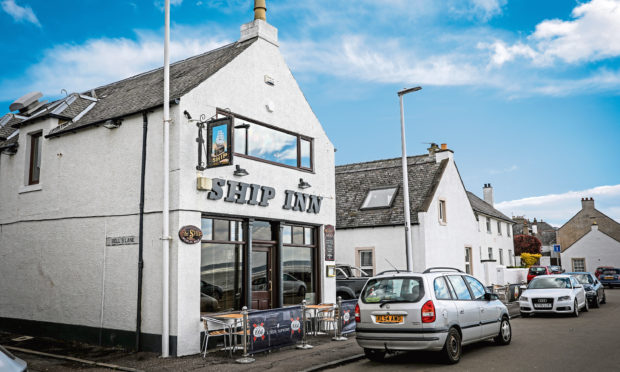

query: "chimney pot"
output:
441 143 447 150
254 0 266 21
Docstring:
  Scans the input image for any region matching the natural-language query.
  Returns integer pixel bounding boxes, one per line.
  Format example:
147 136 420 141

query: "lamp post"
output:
398 86 421 272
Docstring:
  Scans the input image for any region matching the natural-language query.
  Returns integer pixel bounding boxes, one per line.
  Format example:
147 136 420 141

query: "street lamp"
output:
398 86 422 272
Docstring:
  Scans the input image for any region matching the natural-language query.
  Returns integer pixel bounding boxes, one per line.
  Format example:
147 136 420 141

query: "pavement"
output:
2 301 521 372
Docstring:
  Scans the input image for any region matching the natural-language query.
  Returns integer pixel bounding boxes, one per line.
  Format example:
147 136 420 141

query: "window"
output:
464 276 486 300
357 249 374 277
283 224 317 305
360 186 398 209
572 258 586 272
232 113 313 171
499 248 504 265
497 221 502 235
486 217 492 233
465 247 473 274
28 132 42 185
488 247 493 260
508 250 513 266
362 277 424 303
434 277 452 300
447 275 472 300
507 224 511 237
438 199 447 224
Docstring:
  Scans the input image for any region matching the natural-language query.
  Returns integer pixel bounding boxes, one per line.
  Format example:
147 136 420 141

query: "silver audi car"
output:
355 267 512 364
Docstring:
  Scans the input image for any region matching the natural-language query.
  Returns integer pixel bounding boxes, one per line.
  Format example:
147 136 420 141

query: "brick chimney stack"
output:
581 197 595 210
483 183 494 206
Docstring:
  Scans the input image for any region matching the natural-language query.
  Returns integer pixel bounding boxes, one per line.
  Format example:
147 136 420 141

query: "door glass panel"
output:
447 275 473 300
252 251 269 291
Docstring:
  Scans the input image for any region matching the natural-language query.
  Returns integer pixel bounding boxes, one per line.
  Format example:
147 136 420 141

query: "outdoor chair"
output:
202 317 233 357
317 304 337 336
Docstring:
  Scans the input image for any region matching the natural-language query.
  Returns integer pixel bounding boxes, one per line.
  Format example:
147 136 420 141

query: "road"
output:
331 288 620 372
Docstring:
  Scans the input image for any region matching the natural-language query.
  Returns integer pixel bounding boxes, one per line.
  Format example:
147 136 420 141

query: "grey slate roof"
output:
336 155 448 228
0 114 21 144
466 191 513 223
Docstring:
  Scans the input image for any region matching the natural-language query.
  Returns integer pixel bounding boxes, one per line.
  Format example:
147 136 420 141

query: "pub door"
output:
251 245 274 310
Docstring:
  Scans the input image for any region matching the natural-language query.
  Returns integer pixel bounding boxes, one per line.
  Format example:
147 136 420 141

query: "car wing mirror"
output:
484 292 498 301
575 284 582 288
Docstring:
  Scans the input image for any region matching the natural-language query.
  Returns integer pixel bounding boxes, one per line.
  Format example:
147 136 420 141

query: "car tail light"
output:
421 300 436 323
355 303 361 323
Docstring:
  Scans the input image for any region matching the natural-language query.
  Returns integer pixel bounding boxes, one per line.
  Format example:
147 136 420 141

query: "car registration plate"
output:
376 315 403 323
604 276 614 280
534 303 552 309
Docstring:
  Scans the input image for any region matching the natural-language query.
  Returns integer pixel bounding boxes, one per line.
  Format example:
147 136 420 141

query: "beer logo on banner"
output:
253 323 265 341
343 310 351 324
290 317 301 334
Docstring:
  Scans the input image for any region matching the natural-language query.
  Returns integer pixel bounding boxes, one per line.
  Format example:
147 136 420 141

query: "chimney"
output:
427 143 439 156
581 197 594 210
240 0 278 46
483 183 494 206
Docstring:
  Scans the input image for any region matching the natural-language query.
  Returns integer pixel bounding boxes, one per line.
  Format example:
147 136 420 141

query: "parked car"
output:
598 268 620 288
519 275 588 317
549 265 565 274
0 345 27 372
595 266 615 279
201 281 223 300
282 273 307 297
336 264 370 300
355 267 511 364
567 272 606 307
527 266 552 283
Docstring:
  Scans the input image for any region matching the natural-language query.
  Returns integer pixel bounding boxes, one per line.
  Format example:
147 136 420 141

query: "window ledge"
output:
19 184 42 194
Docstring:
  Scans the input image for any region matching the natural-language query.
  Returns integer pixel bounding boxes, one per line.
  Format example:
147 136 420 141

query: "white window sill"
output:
19 184 42 194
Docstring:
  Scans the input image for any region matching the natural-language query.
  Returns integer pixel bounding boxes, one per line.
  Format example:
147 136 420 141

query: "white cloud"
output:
483 0 620 66
1 0 40 27
448 0 507 21
496 184 620 226
0 26 230 101
489 165 518 175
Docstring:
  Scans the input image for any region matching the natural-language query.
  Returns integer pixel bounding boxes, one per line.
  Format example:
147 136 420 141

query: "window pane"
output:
499 249 504 265
361 187 398 209
360 251 373 266
293 226 304 245
283 246 315 305
252 220 272 241
201 243 242 313
246 123 297 167
488 247 493 259
304 227 314 245
362 277 425 303
447 275 472 300
201 218 213 240
213 219 229 241
230 221 243 241
234 121 248 155
434 277 452 300
282 225 292 244
464 276 486 300
300 138 311 168
29 133 41 184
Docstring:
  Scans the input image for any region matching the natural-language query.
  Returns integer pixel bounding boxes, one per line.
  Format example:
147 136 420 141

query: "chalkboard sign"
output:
324 225 335 261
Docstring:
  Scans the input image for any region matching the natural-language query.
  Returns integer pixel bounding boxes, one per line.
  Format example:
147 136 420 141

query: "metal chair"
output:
202 317 232 357
317 304 337 336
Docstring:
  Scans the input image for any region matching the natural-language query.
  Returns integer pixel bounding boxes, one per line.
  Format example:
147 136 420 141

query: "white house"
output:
0 4 335 356
334 144 515 288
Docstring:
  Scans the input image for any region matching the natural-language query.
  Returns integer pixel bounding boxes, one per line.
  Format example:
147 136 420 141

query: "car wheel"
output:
494 317 511 345
364 348 386 362
593 295 600 308
583 298 589 312
572 299 579 317
442 327 462 364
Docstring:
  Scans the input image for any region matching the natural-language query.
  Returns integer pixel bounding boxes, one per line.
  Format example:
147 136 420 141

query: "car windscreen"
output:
529 267 547 274
362 277 425 304
528 277 571 289
572 274 593 284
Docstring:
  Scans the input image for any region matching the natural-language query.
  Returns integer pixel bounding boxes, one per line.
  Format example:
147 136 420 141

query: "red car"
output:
527 265 552 283
595 266 615 279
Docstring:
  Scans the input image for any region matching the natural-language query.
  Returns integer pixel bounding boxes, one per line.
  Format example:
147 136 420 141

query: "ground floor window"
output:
499 248 504 265
282 246 315 305
200 243 243 313
465 247 473 274
572 258 586 272
356 247 375 277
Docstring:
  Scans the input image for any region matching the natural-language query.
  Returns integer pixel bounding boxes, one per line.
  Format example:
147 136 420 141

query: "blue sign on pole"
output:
553 244 561 252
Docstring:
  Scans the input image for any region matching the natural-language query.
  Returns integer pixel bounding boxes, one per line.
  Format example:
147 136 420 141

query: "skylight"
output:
361 187 398 209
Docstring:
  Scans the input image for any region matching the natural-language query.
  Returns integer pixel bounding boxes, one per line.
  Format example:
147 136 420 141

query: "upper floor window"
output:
497 221 502 235
231 112 313 171
28 132 42 185
360 186 398 210
438 199 447 224
507 225 511 237
486 217 492 233
488 247 493 260
499 248 504 265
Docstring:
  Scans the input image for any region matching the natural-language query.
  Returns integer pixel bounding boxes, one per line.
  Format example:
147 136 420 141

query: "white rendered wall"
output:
560 227 620 271
335 225 407 274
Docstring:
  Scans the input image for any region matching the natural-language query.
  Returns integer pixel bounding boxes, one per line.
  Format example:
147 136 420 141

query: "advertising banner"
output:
248 306 303 354
341 300 358 335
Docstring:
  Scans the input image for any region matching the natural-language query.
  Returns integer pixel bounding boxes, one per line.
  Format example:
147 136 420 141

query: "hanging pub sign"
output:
178 225 203 244
324 225 335 261
207 117 233 168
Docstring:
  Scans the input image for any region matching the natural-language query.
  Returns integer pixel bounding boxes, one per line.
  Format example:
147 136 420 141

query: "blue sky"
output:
1 0 619 226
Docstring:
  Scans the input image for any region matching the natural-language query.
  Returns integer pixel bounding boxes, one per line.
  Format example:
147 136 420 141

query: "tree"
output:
513 234 542 256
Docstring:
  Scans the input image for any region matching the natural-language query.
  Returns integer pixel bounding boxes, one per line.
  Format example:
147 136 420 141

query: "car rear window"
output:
529 267 547 274
602 269 620 275
362 277 425 304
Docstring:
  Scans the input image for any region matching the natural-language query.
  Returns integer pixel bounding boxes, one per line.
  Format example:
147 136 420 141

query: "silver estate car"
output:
355 267 512 364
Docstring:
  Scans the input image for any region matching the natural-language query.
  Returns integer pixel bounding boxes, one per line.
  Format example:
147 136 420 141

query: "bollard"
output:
296 300 313 349
332 296 347 341
236 306 255 364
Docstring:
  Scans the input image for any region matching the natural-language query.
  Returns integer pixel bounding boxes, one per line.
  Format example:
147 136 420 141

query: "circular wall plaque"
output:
179 225 203 244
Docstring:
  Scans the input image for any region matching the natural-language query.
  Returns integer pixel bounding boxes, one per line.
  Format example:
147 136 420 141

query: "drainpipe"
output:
161 0 171 358
135 111 148 351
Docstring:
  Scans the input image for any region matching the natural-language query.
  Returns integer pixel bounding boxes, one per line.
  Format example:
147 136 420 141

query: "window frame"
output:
572 257 586 272
464 246 473 275
497 221 502 236
220 109 315 172
488 247 493 260
355 247 375 277
486 217 492 234
359 185 399 210
28 131 42 185
499 248 504 265
438 199 447 224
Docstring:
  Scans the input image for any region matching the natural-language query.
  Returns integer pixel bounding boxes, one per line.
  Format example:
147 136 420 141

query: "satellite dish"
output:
9 91 43 112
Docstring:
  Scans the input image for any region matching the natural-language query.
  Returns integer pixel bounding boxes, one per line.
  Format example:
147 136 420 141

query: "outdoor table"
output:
305 304 334 336
211 313 244 352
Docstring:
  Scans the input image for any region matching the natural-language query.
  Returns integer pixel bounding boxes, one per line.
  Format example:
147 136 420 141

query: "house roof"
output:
466 191 513 224
335 155 448 229
7 38 257 139
558 205 620 251
0 114 21 141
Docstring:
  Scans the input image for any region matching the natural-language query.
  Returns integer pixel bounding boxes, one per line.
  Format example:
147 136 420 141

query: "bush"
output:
513 234 542 255
520 253 542 267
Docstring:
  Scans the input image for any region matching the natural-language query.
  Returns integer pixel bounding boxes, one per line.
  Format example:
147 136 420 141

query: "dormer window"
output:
360 186 398 210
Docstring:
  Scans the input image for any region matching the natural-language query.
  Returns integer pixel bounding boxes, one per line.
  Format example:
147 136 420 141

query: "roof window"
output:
360 186 398 210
